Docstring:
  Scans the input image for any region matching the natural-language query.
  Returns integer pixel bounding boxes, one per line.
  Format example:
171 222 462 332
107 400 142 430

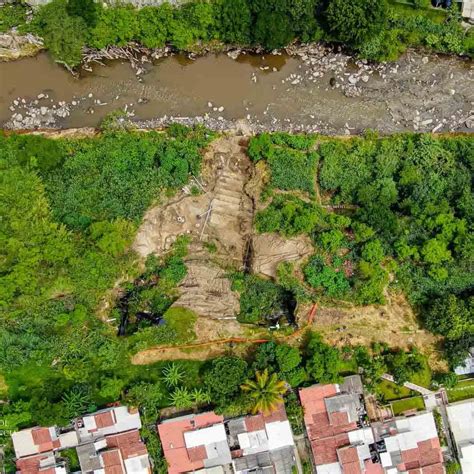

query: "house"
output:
299 375 381 474
158 412 232 474
227 405 296 474
158 405 297 474
299 375 444 474
371 413 444 473
15 452 67 474
12 406 151 474
446 399 474 473
76 406 142 441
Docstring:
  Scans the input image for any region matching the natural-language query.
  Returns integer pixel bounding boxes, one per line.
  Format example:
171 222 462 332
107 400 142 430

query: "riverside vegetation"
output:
0 128 472 471
1 0 473 67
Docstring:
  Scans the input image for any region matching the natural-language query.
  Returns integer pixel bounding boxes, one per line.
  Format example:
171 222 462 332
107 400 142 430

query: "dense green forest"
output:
1 0 473 67
250 132 474 368
0 127 216 444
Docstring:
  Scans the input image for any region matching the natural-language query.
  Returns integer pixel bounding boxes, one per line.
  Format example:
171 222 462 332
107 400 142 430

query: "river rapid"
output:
1 45 473 134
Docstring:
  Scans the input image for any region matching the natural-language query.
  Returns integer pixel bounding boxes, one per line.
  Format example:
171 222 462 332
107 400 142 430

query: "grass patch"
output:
60 448 80 472
391 396 425 415
447 378 474 403
377 379 413 401
338 358 359 376
388 1 448 24
162 307 198 344
410 358 432 388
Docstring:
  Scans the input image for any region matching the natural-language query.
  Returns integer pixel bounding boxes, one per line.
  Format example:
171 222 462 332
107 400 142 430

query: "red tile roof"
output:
263 404 287 423
95 412 115 429
364 460 384 474
311 433 350 465
31 429 52 445
101 449 127 474
330 411 350 427
396 436 444 473
343 461 362 474
187 445 207 462
300 384 361 469
339 446 359 464
245 414 266 432
158 412 224 474
16 454 55 474
105 466 126 474
106 430 148 460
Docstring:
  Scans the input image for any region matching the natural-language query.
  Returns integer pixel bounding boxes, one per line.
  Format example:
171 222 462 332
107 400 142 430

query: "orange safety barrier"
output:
136 303 318 357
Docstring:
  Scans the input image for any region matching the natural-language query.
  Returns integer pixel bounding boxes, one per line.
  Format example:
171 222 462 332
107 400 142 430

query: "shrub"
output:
233 274 290 324
304 256 350 298
0 3 27 32
255 195 324 237
29 0 88 67
267 148 318 194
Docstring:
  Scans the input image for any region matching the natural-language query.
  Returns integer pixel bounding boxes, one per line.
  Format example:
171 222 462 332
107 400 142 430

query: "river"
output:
1 47 473 133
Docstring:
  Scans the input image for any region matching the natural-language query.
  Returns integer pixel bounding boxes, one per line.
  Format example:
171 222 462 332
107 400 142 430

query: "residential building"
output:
158 405 297 474
158 412 231 473
299 375 444 474
299 375 380 474
12 406 151 474
446 399 474 473
371 413 444 473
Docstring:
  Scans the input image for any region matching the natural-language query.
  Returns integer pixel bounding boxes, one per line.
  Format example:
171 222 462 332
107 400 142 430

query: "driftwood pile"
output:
82 43 171 75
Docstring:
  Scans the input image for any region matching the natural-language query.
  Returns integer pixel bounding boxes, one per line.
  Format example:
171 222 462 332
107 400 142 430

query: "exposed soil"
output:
133 135 254 321
312 292 446 371
134 135 253 261
131 339 254 364
172 259 240 320
252 233 313 278
129 134 448 367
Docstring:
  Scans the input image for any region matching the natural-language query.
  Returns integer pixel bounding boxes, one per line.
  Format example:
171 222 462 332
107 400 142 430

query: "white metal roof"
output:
238 429 269 454
447 400 474 444
459 444 474 474
124 454 151 474
316 462 342 474
11 430 38 458
348 427 374 445
184 423 227 448
58 431 79 449
380 452 392 467
395 412 437 442
447 400 474 473
266 420 294 451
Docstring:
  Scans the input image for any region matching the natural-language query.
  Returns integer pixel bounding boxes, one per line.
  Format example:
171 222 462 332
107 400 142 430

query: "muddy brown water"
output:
1 52 309 126
1 50 473 132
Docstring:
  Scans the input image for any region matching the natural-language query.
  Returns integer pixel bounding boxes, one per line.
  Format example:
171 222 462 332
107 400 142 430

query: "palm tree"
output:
162 363 185 387
170 387 193 409
241 369 287 415
191 388 211 406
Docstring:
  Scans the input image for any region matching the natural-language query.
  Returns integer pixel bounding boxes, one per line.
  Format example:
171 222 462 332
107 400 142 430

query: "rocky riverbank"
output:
0 30 43 61
2 44 473 134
